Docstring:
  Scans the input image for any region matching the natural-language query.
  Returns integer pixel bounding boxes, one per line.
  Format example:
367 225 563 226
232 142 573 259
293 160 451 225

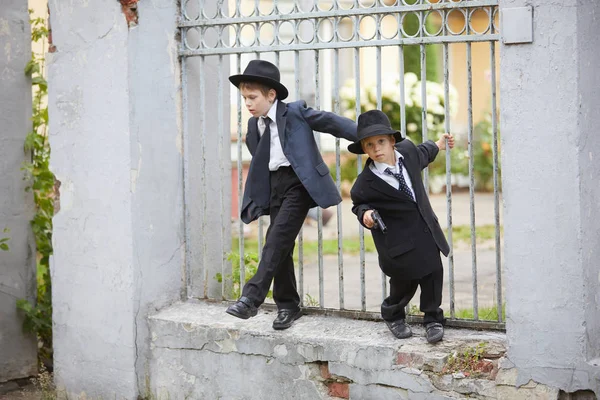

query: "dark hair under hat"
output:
229 60 289 100
347 110 404 154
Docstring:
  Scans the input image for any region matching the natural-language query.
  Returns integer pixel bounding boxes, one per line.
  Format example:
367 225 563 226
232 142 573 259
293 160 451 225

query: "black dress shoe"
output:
425 322 444 344
385 319 413 339
272 308 302 330
226 297 258 319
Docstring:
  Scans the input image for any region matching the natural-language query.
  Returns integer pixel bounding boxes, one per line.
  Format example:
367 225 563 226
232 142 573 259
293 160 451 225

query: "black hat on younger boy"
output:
347 110 404 154
229 60 289 100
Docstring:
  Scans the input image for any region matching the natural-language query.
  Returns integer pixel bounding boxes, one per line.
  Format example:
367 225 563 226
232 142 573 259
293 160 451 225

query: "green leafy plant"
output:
16 10 54 367
472 113 501 191
1 228 10 251
216 252 272 300
443 342 489 377
303 293 319 307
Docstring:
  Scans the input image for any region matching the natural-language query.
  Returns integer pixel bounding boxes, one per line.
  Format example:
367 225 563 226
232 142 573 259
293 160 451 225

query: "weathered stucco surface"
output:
47 0 183 397
500 0 600 395
0 0 38 382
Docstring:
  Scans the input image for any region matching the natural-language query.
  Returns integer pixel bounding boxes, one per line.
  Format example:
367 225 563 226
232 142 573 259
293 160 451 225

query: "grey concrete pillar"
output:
500 0 600 395
47 0 184 397
0 0 38 383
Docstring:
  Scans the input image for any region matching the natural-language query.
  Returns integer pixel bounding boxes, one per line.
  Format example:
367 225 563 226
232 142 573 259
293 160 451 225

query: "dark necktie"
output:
384 159 415 201
248 116 271 207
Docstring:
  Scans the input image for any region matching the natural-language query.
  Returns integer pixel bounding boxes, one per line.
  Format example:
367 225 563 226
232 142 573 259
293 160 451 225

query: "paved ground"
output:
244 192 505 316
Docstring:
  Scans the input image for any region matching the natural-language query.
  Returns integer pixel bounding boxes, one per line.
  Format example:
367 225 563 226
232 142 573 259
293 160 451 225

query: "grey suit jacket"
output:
242 100 358 224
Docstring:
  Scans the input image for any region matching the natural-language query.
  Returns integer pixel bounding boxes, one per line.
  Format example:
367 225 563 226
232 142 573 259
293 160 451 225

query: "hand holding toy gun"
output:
371 209 387 234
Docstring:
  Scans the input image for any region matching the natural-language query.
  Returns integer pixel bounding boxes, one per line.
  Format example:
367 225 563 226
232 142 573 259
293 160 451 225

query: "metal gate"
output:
178 0 503 329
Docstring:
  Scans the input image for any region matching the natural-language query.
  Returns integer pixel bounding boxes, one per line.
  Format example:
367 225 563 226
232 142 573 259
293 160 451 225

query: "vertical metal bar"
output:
399 44 406 139
236 55 246 291
490 40 502 322
443 42 455 319
199 55 207 296
420 42 429 189
375 24 387 304
255 51 265 257
315 49 325 308
355 46 366 312
235 0 241 17
334 47 344 310
218 54 225 298
295 50 304 306
398 36 408 317
466 39 479 320
181 52 191 300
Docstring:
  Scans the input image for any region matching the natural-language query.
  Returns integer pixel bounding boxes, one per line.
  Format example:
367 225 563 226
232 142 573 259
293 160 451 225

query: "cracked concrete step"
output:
148 301 507 399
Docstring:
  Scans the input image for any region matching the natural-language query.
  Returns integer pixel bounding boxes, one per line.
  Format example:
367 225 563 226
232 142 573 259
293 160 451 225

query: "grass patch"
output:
232 224 502 260
445 304 505 321
231 236 376 259
448 224 502 243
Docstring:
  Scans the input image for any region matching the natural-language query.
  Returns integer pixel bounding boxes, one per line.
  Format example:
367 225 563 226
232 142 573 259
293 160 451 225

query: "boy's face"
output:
361 135 396 165
240 86 276 118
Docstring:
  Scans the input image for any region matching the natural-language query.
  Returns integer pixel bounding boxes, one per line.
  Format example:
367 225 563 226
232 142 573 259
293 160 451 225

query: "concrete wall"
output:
577 0 600 366
500 0 600 395
0 0 38 382
47 0 183 397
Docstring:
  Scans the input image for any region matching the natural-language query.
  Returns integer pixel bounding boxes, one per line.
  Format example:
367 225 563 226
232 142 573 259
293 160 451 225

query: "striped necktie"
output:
384 159 415 201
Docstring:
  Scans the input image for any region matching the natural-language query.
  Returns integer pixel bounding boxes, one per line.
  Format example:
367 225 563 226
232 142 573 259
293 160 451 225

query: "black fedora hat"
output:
347 110 404 154
229 60 289 100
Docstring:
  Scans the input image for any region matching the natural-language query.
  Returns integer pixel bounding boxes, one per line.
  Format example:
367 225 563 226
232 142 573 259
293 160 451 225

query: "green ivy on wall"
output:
1 228 10 251
17 10 55 368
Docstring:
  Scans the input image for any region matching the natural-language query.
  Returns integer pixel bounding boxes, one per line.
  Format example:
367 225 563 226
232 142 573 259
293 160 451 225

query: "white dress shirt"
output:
258 100 291 171
369 150 415 198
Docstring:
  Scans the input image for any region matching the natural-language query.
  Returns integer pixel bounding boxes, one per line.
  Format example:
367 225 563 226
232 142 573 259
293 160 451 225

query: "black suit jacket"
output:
242 100 358 224
350 139 449 279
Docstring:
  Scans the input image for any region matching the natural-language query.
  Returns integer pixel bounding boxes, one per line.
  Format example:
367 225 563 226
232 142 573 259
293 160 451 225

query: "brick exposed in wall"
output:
119 0 138 27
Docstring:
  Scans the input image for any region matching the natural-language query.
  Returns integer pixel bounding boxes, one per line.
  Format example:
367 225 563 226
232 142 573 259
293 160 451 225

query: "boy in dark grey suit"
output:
226 60 357 330
349 110 454 343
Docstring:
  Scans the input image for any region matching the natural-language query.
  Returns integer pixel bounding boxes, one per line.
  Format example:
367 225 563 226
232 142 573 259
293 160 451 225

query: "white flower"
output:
340 86 355 101
404 72 418 87
431 104 446 116
382 82 399 101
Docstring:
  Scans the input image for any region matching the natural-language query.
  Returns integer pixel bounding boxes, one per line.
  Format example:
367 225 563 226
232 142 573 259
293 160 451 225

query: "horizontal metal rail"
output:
179 0 498 27
180 34 499 56
239 301 506 331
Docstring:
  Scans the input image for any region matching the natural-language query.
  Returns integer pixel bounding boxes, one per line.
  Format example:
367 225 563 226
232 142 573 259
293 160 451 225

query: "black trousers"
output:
242 167 313 310
380 265 445 325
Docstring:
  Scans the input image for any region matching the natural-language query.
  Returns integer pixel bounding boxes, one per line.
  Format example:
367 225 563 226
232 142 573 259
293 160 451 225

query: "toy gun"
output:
371 209 387 234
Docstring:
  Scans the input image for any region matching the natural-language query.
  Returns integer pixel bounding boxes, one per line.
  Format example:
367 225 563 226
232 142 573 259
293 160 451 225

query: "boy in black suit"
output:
349 110 454 343
226 60 357 330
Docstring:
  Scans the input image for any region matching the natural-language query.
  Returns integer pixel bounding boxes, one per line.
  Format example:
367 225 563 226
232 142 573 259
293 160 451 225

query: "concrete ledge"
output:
147 301 513 399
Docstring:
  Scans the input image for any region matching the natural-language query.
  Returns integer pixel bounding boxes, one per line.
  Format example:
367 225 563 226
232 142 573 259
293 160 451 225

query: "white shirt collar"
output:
373 150 403 174
263 99 278 122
